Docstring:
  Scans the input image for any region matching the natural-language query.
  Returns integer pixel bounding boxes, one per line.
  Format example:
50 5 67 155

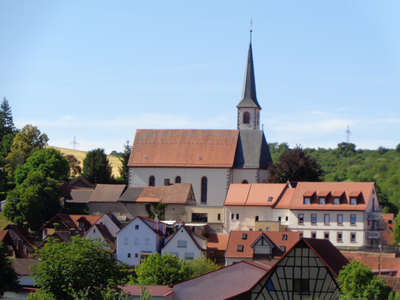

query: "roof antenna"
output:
250 18 253 43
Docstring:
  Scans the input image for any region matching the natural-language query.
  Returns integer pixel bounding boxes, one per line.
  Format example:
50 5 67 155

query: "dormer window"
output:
304 197 310 205
333 197 340 205
282 234 287 241
350 198 357 205
237 245 244 252
242 233 247 240
319 198 325 205
268 197 273 202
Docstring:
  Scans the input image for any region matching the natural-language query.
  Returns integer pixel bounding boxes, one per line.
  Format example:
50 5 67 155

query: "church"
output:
128 37 273 223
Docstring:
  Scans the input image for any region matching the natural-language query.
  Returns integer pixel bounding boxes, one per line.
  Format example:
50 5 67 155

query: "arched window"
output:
201 176 207 204
149 175 155 186
242 180 248 184
175 176 181 183
243 112 250 124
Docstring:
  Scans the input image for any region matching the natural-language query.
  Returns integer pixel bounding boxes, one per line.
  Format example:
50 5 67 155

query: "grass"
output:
0 212 12 229
47 146 122 179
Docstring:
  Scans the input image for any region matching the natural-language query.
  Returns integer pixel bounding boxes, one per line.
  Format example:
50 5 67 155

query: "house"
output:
224 181 382 247
207 233 229 265
123 285 173 300
85 223 117 256
127 39 273 228
12 259 39 286
225 231 300 266
3 225 36 259
116 216 166 265
69 176 95 190
380 213 394 246
250 238 349 299
162 225 207 260
0 230 18 258
172 260 273 300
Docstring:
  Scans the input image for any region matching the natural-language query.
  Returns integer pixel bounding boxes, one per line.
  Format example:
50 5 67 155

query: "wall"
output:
162 228 203 260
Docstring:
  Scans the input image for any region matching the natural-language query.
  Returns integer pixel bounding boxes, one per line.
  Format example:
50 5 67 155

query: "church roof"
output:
233 130 272 168
237 42 261 109
128 129 239 168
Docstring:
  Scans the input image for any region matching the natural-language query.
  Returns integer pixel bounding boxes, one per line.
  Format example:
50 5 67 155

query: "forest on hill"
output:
269 142 400 214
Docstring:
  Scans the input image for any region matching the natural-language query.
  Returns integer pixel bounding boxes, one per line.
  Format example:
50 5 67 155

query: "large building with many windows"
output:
127 39 273 228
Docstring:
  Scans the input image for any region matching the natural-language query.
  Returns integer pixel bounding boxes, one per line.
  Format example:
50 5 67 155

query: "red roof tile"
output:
224 183 286 206
207 233 229 251
123 285 173 297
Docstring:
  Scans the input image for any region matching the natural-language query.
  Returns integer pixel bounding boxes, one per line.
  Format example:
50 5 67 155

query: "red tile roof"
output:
225 231 300 259
122 285 173 297
88 184 126 203
342 251 399 270
128 129 239 167
224 183 286 206
207 233 229 251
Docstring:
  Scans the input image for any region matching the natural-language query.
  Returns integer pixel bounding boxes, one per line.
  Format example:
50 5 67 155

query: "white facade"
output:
162 226 206 260
116 217 165 265
224 206 275 232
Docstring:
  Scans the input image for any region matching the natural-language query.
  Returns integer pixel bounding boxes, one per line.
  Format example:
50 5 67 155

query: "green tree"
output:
187 256 220 278
118 140 131 183
63 154 81 177
140 286 153 300
0 97 15 140
393 212 400 246
267 147 323 183
4 172 63 231
31 237 128 300
5 124 48 177
14 148 69 185
338 260 388 300
82 148 113 184
0 242 19 294
132 253 192 286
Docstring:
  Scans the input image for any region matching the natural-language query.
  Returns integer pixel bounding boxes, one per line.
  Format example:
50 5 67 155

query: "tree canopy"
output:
267 147 323 183
82 148 113 184
393 212 400 246
32 237 128 300
0 242 19 293
0 97 15 140
117 140 131 184
14 148 69 185
337 260 388 300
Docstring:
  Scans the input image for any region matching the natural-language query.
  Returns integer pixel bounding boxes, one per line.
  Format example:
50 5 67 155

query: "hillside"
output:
48 146 122 179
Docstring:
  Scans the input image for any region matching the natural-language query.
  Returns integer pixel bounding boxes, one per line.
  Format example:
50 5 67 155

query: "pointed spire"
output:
237 32 261 109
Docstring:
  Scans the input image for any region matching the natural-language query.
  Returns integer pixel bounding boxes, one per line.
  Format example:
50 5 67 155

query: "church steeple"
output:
237 32 261 130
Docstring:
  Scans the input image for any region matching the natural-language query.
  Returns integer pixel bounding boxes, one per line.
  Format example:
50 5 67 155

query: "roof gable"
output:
128 129 239 168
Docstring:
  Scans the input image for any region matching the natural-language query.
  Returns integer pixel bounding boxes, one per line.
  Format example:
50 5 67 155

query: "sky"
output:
1 1 399 154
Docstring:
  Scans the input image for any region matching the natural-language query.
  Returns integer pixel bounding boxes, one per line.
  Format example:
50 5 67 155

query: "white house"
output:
127 40 273 224
116 216 166 265
162 225 207 260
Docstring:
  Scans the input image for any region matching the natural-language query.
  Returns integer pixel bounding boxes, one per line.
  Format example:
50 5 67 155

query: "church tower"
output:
237 32 261 130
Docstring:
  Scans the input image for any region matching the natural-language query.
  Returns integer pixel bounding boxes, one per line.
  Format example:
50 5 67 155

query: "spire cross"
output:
250 18 253 43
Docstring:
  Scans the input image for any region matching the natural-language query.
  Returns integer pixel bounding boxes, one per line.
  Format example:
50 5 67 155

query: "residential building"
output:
162 225 207 260
4 225 36 259
0 230 18 258
207 233 229 265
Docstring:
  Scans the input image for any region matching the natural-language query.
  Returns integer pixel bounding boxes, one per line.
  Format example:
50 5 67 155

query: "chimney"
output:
164 179 170 186
154 216 159 231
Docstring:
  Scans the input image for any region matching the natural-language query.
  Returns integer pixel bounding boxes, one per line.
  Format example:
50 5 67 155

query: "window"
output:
333 197 340 205
282 234 287 240
286 216 289 221
201 176 207 204
280 246 286 252
135 225 139 230
242 233 247 240
127 253 131 258
145 238 150 245
242 180 248 184
175 176 181 183
170 252 179 257
177 240 187 248
294 279 309 293
231 214 235 220
319 197 325 205
123 238 128 245
337 232 343 242
337 214 343 225
351 232 356 243
135 253 139 258
268 197 273 202
298 214 304 224
192 213 207 222
217 213 221 221
255 216 259 221
299 231 304 238
236 214 239 220
237 245 244 252
149 175 155 186
184 252 194 259
311 232 316 239
266 227 270 231
350 197 357 205
351 214 356 225
134 238 139 245
278 216 281 221
324 214 330 225
243 112 250 124
304 197 310 205
311 214 317 225
324 232 329 240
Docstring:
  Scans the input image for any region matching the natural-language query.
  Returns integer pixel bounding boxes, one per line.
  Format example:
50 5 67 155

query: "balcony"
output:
366 212 381 221
366 231 380 239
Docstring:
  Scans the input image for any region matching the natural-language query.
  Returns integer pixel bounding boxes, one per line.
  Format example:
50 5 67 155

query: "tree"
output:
63 154 82 177
0 242 19 293
31 237 128 300
0 97 15 140
82 148 113 184
337 260 388 300
267 147 323 183
4 172 63 231
118 140 131 183
187 256 220 278
5 124 49 177
14 148 69 185
393 212 400 246
132 253 192 286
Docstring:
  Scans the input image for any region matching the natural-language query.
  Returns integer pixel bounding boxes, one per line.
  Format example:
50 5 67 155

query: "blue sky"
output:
1 1 399 153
